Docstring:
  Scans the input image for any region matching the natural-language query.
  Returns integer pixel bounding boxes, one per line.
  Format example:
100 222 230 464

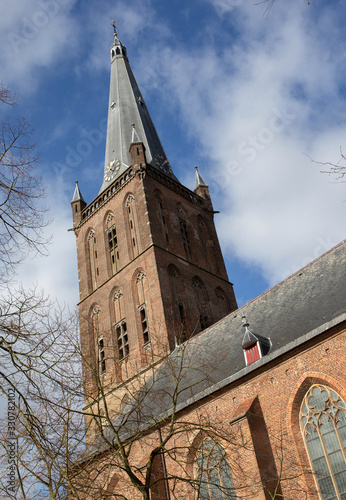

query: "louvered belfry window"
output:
300 385 346 500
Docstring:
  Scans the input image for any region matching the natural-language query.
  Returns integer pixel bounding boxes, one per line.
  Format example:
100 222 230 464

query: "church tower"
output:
71 30 237 428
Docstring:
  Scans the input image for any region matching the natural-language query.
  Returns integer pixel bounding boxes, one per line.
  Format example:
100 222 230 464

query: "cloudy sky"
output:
1 0 346 308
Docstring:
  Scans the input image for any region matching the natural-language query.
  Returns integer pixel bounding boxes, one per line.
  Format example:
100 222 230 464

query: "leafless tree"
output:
0 83 49 281
0 285 85 499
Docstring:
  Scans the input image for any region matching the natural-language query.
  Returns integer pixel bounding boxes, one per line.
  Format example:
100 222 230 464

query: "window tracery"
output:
195 439 236 499
126 195 139 256
193 277 209 330
300 384 346 499
106 213 118 274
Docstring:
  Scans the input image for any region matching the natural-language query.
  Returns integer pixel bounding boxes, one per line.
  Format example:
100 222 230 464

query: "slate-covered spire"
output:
99 31 179 194
194 166 208 190
71 180 85 203
71 180 86 227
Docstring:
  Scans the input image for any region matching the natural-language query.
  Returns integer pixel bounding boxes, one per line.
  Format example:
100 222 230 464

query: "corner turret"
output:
71 180 86 227
194 166 213 209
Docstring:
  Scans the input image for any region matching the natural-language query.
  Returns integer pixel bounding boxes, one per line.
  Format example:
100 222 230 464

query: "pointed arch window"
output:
106 214 118 274
193 277 209 331
136 272 149 344
88 230 98 290
116 321 129 360
156 193 169 245
113 290 129 360
215 288 229 320
126 195 139 257
168 265 187 343
179 218 191 260
300 385 346 499
196 439 237 499
91 306 105 375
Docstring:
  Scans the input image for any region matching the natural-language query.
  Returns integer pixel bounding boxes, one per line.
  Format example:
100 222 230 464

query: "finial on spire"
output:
241 312 250 329
111 19 117 37
131 123 141 144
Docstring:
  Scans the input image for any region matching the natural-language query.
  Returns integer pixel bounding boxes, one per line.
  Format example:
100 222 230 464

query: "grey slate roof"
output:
71 180 85 203
86 239 346 457
99 35 179 194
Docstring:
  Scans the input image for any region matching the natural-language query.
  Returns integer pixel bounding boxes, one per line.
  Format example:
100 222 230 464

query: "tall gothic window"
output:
106 214 118 274
88 229 98 290
196 439 237 499
113 290 129 359
126 195 139 257
136 272 149 344
116 321 129 360
300 385 346 500
168 265 187 343
91 306 105 375
193 277 209 331
156 193 169 245
215 288 229 319
179 218 191 260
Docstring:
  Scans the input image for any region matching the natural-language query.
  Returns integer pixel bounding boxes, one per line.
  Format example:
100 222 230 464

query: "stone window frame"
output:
300 384 346 500
195 438 237 499
106 213 118 275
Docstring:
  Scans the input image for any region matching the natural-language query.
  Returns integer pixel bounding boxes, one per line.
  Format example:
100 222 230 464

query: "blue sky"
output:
1 0 346 308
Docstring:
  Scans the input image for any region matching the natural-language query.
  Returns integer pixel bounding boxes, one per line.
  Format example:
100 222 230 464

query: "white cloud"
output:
14 179 79 308
3 0 346 305
137 1 346 284
1 0 79 92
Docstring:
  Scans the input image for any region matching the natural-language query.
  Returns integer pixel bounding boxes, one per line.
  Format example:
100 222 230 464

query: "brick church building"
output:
70 29 346 500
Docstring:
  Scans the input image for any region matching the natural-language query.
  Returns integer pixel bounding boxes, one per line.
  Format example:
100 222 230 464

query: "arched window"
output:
87 229 98 290
155 192 169 245
106 214 118 275
91 306 105 375
193 277 209 331
300 385 346 499
126 195 139 257
168 265 186 343
136 271 149 344
215 287 229 319
196 439 236 499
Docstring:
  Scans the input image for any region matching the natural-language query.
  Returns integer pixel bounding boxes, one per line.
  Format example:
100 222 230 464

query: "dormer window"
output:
241 314 270 366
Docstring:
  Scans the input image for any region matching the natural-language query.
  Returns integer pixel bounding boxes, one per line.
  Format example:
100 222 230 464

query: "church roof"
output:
99 34 179 194
86 239 346 457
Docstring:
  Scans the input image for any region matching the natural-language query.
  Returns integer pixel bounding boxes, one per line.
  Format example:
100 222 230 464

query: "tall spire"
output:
99 30 179 194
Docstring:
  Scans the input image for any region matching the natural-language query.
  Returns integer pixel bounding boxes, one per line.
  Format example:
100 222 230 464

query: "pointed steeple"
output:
99 31 179 194
194 166 208 190
71 180 86 227
71 180 85 203
131 123 141 144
